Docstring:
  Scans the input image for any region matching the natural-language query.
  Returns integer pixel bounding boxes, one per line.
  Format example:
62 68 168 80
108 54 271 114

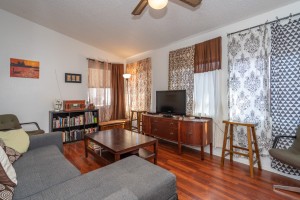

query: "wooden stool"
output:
221 120 262 178
130 110 146 133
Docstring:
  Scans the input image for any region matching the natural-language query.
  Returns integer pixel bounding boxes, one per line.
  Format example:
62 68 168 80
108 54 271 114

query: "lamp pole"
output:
123 74 131 121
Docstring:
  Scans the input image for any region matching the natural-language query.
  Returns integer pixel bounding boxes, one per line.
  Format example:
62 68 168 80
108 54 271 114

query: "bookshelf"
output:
49 109 99 143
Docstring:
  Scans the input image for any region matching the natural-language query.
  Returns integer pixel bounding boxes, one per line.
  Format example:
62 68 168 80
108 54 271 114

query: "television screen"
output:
156 90 186 115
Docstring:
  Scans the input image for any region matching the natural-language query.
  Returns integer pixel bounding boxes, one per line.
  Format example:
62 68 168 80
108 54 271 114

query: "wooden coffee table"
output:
84 129 158 165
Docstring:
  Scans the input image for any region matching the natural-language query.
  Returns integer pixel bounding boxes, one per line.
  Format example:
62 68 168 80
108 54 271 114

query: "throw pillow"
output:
0 129 29 154
0 147 17 187
0 139 21 164
0 183 14 200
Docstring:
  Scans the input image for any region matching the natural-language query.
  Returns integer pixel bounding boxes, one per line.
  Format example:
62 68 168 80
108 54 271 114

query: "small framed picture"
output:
66 74 71 82
65 73 82 83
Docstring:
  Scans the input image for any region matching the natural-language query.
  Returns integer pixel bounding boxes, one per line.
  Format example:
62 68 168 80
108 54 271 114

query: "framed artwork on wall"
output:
10 58 40 79
65 73 82 83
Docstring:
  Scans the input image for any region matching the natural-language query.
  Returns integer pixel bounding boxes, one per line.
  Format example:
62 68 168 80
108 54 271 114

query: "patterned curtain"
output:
169 46 195 115
270 18 300 175
126 58 152 113
228 25 272 156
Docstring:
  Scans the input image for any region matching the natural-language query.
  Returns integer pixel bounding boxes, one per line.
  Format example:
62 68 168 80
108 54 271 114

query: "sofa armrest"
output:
29 132 63 152
103 188 138 200
272 135 296 148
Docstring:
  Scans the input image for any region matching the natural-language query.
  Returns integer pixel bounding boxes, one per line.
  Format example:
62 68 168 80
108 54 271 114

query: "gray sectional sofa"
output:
13 132 177 200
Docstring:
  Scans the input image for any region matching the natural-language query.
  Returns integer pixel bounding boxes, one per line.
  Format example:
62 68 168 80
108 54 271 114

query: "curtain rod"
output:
227 12 300 36
86 58 123 65
87 58 104 63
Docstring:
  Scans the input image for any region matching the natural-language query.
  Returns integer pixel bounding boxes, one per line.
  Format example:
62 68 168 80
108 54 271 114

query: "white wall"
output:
0 9 124 132
126 2 300 180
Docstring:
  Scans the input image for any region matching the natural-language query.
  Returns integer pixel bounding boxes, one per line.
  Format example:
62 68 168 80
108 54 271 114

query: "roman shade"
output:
194 37 222 73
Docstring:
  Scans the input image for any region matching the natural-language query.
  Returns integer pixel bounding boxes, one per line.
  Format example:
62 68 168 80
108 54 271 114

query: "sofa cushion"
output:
23 156 176 200
0 139 21 164
0 129 29 154
0 183 14 200
13 145 80 199
0 147 17 187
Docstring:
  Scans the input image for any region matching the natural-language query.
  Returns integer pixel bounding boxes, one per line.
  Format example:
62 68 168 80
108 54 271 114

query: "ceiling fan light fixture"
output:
148 0 168 10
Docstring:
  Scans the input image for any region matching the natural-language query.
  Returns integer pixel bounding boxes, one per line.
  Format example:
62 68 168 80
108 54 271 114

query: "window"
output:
88 88 111 107
88 60 112 122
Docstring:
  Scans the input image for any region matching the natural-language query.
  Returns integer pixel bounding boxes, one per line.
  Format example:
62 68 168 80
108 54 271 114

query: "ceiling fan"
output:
132 0 202 15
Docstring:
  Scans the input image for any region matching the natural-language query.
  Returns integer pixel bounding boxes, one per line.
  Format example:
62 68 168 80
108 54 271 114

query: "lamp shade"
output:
123 73 131 79
148 0 168 10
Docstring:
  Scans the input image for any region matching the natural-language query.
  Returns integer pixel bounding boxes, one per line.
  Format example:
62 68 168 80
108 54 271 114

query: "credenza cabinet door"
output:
181 122 202 146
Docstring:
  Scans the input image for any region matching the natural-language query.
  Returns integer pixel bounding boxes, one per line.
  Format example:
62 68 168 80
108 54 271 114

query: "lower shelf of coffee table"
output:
87 147 155 164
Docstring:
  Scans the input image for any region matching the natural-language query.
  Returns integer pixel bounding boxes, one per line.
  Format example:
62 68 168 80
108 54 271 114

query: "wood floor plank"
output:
64 140 300 200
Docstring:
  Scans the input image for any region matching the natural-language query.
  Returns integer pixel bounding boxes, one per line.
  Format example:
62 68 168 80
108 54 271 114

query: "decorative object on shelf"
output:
87 103 95 110
63 100 85 111
10 58 40 79
53 99 63 111
65 73 82 83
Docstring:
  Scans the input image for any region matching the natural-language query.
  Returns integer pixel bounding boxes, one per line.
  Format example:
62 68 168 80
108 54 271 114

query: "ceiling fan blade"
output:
132 0 148 15
179 0 202 7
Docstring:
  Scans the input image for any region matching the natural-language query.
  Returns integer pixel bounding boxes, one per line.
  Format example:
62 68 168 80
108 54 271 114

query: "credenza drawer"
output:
151 119 178 141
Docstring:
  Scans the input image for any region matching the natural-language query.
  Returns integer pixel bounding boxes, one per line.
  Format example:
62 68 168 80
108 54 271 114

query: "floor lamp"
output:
123 73 131 121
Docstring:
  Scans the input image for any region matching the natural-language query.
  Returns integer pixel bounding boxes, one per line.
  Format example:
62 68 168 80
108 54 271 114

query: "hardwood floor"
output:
64 140 300 200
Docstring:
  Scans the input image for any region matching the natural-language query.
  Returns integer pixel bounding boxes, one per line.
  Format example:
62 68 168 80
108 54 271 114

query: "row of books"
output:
85 127 98 134
85 112 98 124
62 127 98 143
52 115 85 129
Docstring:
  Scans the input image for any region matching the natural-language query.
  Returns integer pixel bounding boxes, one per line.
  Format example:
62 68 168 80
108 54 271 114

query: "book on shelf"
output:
85 112 98 124
53 116 70 129
62 127 98 143
85 127 98 134
62 129 86 143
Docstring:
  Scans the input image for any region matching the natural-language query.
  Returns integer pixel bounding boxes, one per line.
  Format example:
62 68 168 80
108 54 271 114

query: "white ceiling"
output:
0 0 298 58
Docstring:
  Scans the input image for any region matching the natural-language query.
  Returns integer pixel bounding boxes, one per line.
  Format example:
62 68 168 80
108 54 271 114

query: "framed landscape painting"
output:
10 58 40 79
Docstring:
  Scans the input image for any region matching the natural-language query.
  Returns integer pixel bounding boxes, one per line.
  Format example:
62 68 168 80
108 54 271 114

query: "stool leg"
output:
221 123 229 166
251 127 262 170
130 111 133 131
229 124 234 162
247 127 254 178
137 113 141 133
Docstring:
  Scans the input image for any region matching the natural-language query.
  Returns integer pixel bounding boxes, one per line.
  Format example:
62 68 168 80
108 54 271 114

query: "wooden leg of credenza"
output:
154 140 158 165
178 142 182 154
201 146 204 160
210 143 213 156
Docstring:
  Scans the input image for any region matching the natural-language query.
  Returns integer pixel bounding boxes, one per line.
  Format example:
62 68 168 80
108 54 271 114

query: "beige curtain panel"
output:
194 37 222 73
88 60 111 88
88 59 112 122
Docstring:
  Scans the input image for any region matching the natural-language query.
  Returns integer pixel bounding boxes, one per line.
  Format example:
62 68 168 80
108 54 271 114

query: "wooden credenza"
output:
142 114 213 160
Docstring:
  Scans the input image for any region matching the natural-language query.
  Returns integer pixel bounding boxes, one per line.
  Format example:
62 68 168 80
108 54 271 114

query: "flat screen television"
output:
156 90 186 116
